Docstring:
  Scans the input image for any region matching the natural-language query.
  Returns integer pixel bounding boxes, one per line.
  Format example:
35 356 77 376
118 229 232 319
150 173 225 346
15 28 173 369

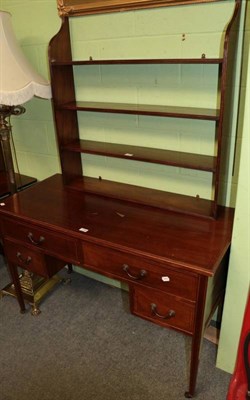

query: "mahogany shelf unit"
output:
47 5 241 397
49 0 241 219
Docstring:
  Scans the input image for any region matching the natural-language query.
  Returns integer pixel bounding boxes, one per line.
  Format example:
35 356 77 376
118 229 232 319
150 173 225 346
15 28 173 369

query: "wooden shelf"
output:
63 139 216 172
67 175 214 218
51 58 223 66
59 101 220 121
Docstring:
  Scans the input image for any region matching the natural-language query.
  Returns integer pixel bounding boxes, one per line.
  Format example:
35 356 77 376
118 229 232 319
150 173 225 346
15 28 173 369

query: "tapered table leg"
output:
185 276 208 398
67 263 73 273
8 262 26 313
185 337 201 398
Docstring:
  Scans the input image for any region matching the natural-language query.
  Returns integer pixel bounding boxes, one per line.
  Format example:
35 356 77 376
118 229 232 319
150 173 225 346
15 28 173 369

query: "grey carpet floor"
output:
0 258 231 400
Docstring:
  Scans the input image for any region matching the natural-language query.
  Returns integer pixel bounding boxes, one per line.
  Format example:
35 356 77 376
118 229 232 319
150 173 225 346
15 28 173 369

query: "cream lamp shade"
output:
0 10 51 105
0 10 52 195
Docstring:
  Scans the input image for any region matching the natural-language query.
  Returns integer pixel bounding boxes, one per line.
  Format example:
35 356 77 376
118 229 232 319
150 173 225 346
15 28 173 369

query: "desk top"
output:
0 174 234 276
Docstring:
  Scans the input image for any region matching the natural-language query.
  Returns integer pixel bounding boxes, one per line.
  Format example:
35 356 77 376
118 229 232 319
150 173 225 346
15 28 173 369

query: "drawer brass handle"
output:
151 303 175 320
28 232 45 245
16 252 32 265
122 264 147 280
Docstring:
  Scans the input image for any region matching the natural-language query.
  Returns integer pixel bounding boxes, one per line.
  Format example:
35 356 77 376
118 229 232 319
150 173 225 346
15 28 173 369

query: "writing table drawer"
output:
4 239 66 278
5 239 48 278
83 243 198 301
2 219 79 263
131 286 195 335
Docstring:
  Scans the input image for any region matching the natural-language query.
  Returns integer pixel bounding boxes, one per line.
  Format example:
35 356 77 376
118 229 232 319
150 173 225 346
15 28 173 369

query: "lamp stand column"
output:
0 104 25 194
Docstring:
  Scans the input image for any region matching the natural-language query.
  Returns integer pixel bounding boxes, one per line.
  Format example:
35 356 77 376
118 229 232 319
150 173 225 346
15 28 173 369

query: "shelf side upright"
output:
49 17 82 184
212 0 242 218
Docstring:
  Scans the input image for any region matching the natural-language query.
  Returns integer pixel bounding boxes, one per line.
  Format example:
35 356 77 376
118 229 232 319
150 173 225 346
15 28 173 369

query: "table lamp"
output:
0 10 51 194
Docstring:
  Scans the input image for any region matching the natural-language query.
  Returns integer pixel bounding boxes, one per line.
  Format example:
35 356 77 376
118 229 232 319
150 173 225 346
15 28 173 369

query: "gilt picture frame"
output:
57 0 224 17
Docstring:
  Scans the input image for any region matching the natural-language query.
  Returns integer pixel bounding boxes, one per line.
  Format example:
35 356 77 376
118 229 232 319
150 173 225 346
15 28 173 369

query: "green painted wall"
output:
217 3 250 373
0 0 249 373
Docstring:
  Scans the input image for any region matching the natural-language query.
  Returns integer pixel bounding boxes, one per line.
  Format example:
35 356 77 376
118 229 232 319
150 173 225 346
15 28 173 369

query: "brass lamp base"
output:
0 104 26 194
1 270 67 315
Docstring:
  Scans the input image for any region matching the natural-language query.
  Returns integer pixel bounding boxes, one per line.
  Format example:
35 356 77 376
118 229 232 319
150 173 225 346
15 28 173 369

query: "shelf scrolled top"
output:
57 0 231 18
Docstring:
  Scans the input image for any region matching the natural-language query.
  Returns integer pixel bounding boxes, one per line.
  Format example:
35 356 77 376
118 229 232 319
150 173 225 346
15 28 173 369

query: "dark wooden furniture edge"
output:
0 171 37 198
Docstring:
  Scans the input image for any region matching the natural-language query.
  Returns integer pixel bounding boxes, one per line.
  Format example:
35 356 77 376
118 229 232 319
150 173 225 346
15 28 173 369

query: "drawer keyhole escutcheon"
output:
28 232 45 245
16 252 32 265
151 303 175 320
122 264 147 280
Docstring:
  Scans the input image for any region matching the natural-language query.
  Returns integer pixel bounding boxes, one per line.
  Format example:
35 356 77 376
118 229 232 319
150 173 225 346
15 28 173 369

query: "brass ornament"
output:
57 0 74 17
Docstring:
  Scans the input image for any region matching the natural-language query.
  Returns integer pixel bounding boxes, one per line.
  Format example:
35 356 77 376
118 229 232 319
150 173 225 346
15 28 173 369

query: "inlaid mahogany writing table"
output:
0 173 234 397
